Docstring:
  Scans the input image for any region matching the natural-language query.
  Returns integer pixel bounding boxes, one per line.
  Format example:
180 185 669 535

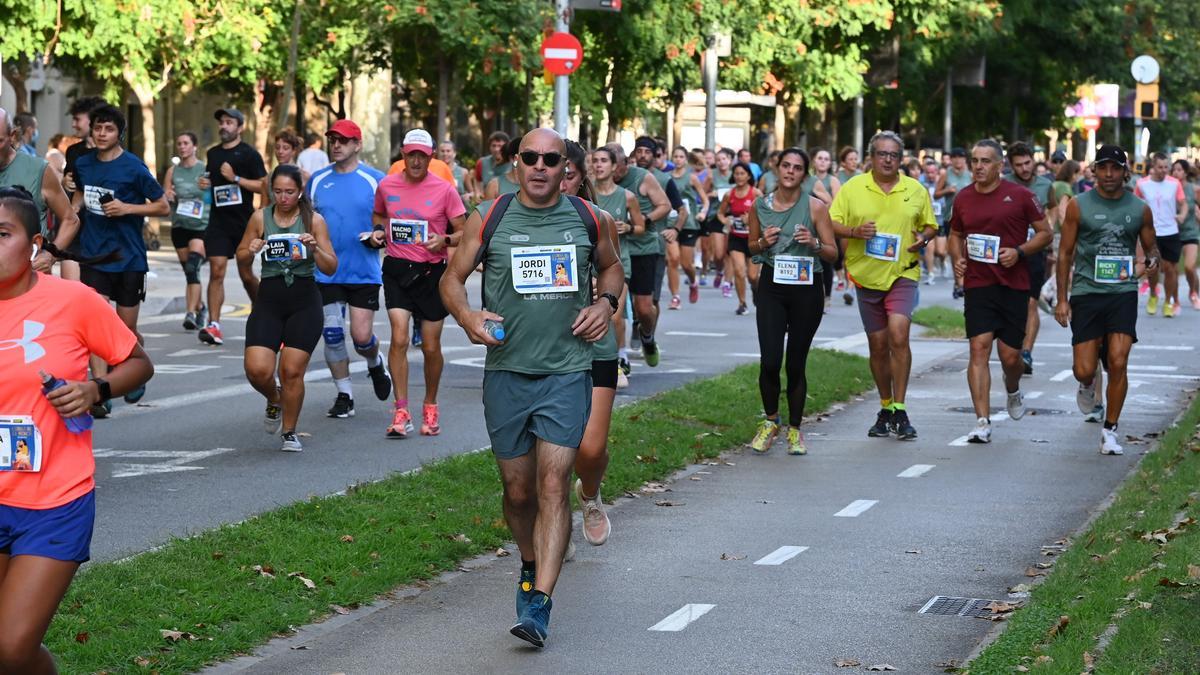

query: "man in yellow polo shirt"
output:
829 130 937 441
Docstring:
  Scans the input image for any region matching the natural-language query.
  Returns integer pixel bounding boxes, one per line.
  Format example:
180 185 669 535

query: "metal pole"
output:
704 44 717 149
553 0 570 136
853 95 863 157
943 69 953 151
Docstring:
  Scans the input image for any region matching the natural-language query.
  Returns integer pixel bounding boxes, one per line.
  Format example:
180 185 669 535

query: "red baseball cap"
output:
326 119 362 141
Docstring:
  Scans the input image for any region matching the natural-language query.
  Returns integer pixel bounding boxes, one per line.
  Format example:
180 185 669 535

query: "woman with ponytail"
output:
0 186 153 673
236 164 337 452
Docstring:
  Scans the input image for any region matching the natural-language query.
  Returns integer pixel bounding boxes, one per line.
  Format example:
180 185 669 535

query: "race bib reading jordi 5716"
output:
864 233 901 262
510 245 578 294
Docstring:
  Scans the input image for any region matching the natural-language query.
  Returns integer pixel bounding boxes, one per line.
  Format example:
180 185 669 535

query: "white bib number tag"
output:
213 184 243 207
774 255 814 286
511 245 578 294
390 219 429 245
263 233 306 262
966 233 1001 264
1094 255 1134 283
82 185 114 217
864 233 901 262
176 199 205 220
0 415 42 472
731 217 748 234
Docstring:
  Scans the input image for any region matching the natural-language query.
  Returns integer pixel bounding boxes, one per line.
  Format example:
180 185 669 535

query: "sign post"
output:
543 15 583 135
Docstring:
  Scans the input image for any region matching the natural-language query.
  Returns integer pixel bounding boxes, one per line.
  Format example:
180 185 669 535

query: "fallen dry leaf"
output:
287 573 316 590
1033 655 1053 665
1188 564 1200 580
719 553 747 561
1082 651 1095 672
74 632 89 644
1015 667 1029 672
654 500 683 507
495 548 510 557
329 604 350 615
1035 562 1054 569
211 551 224 560
689 476 702 481
906 549 922 555
833 659 861 668
642 482 671 493
451 533 471 544
866 665 896 672
1008 583 1031 594
252 564 275 579
935 660 960 671
134 656 152 667
289 645 309 651
160 629 199 642
1137 601 1153 610
340 534 355 543
1025 566 1047 577
1159 577 1199 588
1045 615 1069 639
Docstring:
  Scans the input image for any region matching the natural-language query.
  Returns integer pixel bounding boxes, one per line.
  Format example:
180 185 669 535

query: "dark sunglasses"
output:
519 151 563 167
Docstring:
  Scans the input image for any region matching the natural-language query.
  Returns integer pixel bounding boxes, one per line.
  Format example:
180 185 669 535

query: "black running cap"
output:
214 108 245 124
1094 145 1127 167
949 147 967 157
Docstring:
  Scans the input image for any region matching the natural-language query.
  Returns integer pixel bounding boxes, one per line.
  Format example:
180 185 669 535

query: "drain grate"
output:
918 596 1001 618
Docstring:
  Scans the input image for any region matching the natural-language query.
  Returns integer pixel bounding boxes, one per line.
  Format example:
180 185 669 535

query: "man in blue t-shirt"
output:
71 104 169 406
305 119 390 419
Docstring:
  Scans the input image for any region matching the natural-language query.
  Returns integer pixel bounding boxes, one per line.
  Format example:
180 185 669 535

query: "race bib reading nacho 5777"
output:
510 245 578 294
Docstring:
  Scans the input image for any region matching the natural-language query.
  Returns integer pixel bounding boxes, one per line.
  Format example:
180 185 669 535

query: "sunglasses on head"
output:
519 151 563 167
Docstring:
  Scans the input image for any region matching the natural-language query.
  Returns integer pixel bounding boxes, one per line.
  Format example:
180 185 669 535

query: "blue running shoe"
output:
511 593 552 648
124 384 146 404
515 567 536 619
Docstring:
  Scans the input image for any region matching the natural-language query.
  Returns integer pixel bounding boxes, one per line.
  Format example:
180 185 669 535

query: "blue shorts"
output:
0 491 95 563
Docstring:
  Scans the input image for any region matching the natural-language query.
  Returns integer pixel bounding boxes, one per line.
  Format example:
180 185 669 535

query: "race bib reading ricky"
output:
774 255 814 286
213 184 243 207
510 245 579 294
966 233 1001 264
176 199 205 220
390 219 429 245
263 233 307 262
82 185 114 216
0 415 42 472
864 233 901 262
1094 255 1134 283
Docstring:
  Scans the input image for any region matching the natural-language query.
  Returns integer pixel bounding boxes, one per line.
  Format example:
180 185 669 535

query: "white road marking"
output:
897 464 935 478
648 604 716 632
665 331 727 337
753 546 809 565
153 364 221 375
729 352 761 358
93 448 237 478
1036 342 1192 351
834 499 878 517
1128 365 1179 372
1050 369 1073 382
823 332 868 353
167 348 218 358
1123 373 1198 380
140 333 169 338
1025 391 1043 400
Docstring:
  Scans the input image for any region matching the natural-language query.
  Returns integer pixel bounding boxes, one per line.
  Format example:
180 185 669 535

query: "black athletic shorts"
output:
382 257 448 321
591 359 618 390
937 220 950 237
629 254 662 296
678 229 702 247
702 216 725 235
727 234 750 255
964 284 1027 349
204 221 245 259
1157 234 1182 263
170 227 204 250
80 268 146 308
1069 291 1138 345
319 282 381 311
1026 251 1046 300
245 277 323 353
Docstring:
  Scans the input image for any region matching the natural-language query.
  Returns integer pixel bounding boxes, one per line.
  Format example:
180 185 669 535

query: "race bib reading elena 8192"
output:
510 245 578 294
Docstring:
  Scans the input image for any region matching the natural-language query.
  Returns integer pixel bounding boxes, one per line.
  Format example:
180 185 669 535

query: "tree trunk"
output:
2 62 30 114
437 55 450 142
139 99 158 178
671 99 684 148
277 0 304 130
255 81 278 163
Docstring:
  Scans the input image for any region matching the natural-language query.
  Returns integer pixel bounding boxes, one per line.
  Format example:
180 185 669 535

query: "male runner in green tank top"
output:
0 107 79 274
1004 142 1055 376
441 129 623 649
1055 145 1159 457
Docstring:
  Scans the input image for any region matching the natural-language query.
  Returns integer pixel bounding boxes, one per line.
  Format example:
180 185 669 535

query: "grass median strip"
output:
968 392 1200 674
49 349 871 673
913 306 966 339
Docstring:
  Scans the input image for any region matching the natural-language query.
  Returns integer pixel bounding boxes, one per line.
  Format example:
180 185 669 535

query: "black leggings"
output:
756 265 825 426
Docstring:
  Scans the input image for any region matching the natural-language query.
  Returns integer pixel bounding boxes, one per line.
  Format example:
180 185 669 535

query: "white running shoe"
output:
616 371 629 389
1100 428 1124 455
1076 381 1097 414
1083 405 1104 423
574 479 611 546
1006 390 1026 420
966 417 992 444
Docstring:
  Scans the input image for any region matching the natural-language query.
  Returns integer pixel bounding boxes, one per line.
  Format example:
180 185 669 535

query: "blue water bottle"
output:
39 371 94 434
483 319 506 342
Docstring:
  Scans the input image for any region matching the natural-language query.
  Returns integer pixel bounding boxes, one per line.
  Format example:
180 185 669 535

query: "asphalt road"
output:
195 271 1198 675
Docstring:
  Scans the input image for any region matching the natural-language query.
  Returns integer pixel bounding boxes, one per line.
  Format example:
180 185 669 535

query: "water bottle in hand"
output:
483 319 505 342
39 371 93 434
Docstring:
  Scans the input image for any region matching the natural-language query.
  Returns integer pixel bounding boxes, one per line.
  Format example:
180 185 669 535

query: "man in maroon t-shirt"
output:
949 139 1052 444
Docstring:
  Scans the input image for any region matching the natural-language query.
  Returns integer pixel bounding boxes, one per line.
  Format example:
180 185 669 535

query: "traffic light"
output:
1135 82 1159 120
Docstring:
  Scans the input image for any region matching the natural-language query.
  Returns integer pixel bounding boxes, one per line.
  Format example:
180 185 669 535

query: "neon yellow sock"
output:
881 398 894 410
892 401 906 411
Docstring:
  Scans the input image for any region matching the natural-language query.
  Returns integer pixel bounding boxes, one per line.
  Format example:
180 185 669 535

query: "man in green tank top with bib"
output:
441 129 624 648
1055 145 1159 456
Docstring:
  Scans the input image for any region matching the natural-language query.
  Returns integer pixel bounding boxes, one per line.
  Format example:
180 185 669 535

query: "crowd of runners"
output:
0 90 1194 660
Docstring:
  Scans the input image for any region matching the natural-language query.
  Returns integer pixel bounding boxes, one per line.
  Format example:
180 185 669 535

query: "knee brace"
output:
353 334 379 358
322 302 349 363
183 252 204 284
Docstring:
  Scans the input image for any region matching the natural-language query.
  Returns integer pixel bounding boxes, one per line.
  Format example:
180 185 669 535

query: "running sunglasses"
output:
518 150 563 167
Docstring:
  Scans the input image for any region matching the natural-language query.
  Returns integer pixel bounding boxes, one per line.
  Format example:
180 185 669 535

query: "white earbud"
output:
30 244 39 261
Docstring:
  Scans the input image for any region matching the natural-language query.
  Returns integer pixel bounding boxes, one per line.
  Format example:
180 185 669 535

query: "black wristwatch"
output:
91 377 112 403
1016 247 1026 259
599 292 619 314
